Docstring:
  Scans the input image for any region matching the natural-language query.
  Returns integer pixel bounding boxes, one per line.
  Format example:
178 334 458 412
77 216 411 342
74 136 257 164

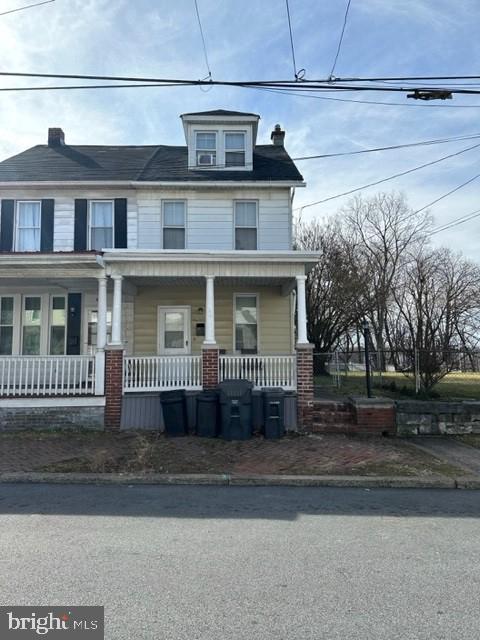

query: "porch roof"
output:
0 252 104 279
102 249 319 281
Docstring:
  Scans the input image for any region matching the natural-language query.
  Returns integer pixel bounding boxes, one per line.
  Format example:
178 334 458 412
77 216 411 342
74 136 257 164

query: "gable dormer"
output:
181 109 260 171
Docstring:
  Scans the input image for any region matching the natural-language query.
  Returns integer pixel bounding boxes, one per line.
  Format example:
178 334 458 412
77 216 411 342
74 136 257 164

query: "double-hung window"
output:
0 297 14 355
16 201 41 251
22 296 42 355
196 132 216 166
234 201 257 250
235 294 258 354
90 201 114 250
225 132 245 167
49 296 66 355
163 201 186 249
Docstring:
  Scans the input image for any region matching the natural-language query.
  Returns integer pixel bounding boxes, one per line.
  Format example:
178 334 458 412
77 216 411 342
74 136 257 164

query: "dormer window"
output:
225 132 245 167
196 132 216 166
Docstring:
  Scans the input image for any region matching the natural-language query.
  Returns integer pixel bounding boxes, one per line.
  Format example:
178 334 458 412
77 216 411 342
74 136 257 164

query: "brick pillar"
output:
104 347 124 431
202 345 219 389
296 343 314 431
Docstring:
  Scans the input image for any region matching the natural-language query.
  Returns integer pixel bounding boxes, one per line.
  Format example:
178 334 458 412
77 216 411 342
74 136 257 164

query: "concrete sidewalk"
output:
409 436 480 476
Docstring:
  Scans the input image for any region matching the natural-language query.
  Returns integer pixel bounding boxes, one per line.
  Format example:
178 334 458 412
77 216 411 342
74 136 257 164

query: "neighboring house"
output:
0 109 317 430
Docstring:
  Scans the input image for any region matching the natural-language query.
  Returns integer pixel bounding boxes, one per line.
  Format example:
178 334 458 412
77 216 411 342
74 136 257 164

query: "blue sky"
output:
1 0 479 256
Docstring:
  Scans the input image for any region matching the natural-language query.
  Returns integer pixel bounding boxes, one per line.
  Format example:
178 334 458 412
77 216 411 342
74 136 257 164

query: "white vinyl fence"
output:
219 355 296 389
0 356 95 396
124 355 202 392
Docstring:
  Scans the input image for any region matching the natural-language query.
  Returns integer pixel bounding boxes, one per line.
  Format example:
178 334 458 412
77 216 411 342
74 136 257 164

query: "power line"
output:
285 0 300 79
193 0 212 80
292 133 480 161
252 85 480 108
293 141 480 212
413 171 480 215
329 0 352 79
0 0 54 17
430 208 480 235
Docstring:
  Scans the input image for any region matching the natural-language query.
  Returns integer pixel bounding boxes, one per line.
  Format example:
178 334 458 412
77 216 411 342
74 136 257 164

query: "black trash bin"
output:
160 389 187 436
196 390 219 437
218 379 253 440
262 387 285 439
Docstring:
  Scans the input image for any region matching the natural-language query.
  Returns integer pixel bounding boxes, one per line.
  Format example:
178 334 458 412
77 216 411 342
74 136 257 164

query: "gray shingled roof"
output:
181 109 260 118
0 144 303 183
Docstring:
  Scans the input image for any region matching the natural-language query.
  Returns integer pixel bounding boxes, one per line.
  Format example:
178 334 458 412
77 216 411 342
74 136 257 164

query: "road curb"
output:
0 471 478 488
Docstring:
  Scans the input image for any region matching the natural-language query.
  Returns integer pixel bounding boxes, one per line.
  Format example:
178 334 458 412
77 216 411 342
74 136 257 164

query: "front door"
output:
158 306 191 355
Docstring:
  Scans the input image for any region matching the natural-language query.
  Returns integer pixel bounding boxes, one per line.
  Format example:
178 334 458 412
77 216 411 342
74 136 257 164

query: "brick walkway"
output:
0 432 464 477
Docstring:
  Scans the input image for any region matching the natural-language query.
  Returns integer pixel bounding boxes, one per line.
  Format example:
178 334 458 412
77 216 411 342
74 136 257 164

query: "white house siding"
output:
0 188 138 251
135 187 292 251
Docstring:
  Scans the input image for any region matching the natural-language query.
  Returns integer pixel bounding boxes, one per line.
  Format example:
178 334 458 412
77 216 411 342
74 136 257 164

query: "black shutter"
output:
114 198 127 248
66 293 82 355
40 199 54 251
74 199 88 251
0 200 14 251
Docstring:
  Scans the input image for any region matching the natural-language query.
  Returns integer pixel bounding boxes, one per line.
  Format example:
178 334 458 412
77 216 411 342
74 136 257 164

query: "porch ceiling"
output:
0 253 104 280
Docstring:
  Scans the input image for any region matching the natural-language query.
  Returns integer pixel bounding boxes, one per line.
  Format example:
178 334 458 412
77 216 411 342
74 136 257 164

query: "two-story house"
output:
0 109 317 430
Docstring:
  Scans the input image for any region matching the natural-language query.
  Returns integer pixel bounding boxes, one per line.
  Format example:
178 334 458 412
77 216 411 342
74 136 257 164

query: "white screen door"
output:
158 306 190 355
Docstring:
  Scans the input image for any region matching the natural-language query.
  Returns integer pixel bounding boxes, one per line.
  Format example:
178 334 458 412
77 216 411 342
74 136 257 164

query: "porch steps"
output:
312 400 355 434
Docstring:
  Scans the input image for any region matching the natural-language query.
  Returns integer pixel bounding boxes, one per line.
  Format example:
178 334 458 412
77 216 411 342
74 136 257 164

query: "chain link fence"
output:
313 349 480 400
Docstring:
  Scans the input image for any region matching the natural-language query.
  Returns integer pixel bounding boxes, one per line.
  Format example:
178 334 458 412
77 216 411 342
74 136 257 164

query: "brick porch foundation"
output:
104 348 123 431
296 343 314 431
202 346 220 389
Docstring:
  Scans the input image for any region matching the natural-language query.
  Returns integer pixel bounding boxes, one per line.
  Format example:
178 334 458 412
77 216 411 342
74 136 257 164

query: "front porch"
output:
0 251 316 430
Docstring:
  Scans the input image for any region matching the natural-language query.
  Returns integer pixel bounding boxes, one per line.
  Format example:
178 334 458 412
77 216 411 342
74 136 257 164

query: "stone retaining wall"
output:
396 400 480 436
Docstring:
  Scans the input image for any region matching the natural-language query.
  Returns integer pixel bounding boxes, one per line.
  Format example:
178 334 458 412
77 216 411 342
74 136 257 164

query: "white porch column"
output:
110 274 123 345
204 275 216 345
296 275 309 345
97 276 108 350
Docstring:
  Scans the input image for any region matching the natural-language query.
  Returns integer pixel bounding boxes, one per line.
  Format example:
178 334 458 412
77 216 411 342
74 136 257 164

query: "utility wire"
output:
285 0 300 79
293 141 480 212
292 133 480 161
0 0 54 17
251 85 480 108
413 171 480 215
329 0 352 79
193 0 212 80
430 208 480 235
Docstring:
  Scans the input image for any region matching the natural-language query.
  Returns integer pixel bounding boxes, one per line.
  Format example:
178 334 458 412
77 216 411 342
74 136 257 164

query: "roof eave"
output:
0 180 306 188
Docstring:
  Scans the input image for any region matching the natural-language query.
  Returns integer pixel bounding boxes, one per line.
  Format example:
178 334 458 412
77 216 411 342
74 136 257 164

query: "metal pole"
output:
363 319 372 398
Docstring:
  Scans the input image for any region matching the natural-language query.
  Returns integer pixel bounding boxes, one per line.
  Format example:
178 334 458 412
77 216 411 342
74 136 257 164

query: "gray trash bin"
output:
196 390 219 437
217 379 253 440
160 389 187 436
262 387 285 439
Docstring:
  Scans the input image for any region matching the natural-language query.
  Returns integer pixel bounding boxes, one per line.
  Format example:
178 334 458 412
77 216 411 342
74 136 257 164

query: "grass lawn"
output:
315 371 480 400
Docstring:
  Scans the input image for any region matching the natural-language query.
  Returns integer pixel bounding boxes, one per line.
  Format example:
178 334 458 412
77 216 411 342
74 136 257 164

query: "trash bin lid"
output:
217 378 253 401
160 389 186 402
198 390 218 402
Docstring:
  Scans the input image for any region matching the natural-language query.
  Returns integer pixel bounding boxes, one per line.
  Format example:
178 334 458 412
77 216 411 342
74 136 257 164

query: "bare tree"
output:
391 247 480 390
340 192 431 368
295 218 368 371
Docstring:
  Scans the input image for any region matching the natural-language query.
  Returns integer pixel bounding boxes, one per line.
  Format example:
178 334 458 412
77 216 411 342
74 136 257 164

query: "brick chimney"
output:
48 128 65 147
270 124 285 146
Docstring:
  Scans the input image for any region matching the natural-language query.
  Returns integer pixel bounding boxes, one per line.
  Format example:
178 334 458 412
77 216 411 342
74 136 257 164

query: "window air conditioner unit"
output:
197 153 215 166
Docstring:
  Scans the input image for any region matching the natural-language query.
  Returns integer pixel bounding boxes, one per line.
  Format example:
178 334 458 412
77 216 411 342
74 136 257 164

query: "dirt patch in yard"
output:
3 431 461 478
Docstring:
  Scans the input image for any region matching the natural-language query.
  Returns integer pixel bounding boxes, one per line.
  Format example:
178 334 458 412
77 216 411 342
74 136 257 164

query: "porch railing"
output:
219 355 296 389
0 355 95 397
123 355 202 392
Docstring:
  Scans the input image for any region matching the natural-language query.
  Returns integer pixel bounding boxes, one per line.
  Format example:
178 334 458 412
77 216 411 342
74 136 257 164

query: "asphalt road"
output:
0 484 479 640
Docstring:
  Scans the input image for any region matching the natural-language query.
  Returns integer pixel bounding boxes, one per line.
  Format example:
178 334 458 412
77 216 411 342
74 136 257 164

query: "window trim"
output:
233 293 260 354
21 294 43 356
88 200 115 251
14 200 42 252
195 130 217 166
234 200 258 250
0 295 15 355
162 200 187 250
224 131 246 168
48 295 67 355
